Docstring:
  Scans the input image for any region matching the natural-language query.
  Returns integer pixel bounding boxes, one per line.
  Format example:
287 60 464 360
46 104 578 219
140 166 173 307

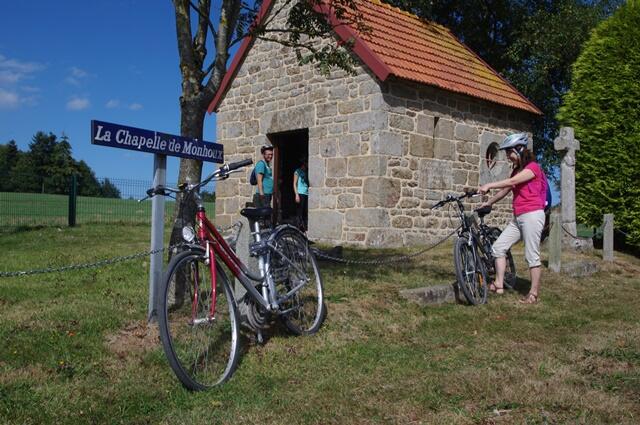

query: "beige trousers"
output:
492 209 545 268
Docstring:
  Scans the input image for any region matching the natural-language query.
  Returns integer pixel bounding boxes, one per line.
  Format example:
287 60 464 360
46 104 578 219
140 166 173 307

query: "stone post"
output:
553 127 579 240
548 212 562 273
603 213 614 261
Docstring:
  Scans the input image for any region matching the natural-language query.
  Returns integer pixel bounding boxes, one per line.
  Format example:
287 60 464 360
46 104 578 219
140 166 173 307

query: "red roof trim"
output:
313 3 392 82
207 0 275 113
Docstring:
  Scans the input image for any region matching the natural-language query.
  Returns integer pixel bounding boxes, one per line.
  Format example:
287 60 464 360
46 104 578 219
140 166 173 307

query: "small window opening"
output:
486 142 499 170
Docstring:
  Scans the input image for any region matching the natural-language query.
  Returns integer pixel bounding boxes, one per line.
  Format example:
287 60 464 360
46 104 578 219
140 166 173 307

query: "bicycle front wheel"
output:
157 249 240 391
454 235 488 305
268 226 326 335
487 227 517 289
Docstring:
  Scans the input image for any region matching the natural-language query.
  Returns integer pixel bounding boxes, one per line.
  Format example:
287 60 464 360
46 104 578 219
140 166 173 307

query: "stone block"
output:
417 114 435 136
337 193 357 209
365 228 403 247
348 111 388 132
392 216 413 228
392 168 413 180
363 177 401 207
327 158 347 177
317 103 338 118
308 156 326 187
216 179 238 197
399 198 420 208
434 118 454 139
419 159 453 190
389 114 414 132
338 133 360 156
260 104 314 134
455 123 478 142
453 169 468 185
409 134 434 157
348 156 387 177
371 131 403 156
338 99 364 114
338 178 363 187
399 284 456 306
345 208 390 227
308 210 343 240
434 138 455 160
320 138 338 157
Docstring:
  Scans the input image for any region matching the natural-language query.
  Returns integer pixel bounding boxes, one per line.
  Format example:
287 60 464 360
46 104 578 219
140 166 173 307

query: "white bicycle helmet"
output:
499 133 529 150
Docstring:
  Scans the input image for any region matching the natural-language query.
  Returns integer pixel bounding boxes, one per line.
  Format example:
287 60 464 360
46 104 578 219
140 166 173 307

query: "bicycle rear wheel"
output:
454 235 488 305
157 248 240 390
268 226 326 335
487 227 517 289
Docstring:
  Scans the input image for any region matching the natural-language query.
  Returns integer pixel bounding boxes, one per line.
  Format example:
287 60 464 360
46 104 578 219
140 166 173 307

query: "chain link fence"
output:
0 174 215 228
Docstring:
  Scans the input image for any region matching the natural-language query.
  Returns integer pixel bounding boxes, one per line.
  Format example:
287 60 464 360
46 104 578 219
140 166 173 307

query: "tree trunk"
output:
168 98 207 257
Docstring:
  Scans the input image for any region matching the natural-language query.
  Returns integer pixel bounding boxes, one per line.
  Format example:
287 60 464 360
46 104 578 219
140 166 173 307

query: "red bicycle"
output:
145 159 325 390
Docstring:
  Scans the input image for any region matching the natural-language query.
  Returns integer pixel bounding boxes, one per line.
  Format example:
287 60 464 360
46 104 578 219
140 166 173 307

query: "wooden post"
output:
548 213 561 272
603 213 614 261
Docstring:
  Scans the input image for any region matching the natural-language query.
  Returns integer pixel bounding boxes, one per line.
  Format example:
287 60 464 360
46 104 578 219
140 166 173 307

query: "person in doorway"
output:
477 133 547 304
253 145 274 208
293 158 309 231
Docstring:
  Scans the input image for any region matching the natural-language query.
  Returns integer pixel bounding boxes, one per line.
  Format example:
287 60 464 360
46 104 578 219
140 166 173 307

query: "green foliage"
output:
0 132 116 198
558 0 640 246
384 0 619 171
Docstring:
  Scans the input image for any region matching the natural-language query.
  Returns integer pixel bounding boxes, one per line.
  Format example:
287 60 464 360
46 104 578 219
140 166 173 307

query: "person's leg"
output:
518 210 545 302
301 194 308 231
491 219 521 291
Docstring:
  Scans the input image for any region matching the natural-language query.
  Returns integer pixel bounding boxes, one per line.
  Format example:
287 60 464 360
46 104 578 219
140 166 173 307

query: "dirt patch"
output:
105 320 160 359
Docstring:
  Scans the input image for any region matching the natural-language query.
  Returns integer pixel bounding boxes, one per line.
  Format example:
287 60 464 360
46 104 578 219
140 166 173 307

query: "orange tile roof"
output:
208 0 541 115
341 0 541 114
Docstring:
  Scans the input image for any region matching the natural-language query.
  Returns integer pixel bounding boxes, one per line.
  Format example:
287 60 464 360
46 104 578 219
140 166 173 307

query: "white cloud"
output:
65 66 89 86
0 54 44 108
128 102 143 111
106 99 120 108
0 88 19 109
0 54 44 74
67 96 90 111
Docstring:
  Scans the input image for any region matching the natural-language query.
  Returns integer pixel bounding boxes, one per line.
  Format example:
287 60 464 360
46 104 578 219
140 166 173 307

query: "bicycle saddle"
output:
475 205 492 217
240 207 273 219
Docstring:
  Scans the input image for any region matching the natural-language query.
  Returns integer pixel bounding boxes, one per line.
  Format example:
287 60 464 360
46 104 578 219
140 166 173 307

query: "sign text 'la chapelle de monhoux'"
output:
91 120 223 163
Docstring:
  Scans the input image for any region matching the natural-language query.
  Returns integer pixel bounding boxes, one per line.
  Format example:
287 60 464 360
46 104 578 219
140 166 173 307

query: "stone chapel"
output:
210 0 541 247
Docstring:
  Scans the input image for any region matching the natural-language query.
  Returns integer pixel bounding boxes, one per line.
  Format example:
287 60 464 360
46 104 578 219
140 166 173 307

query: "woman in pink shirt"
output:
478 133 547 304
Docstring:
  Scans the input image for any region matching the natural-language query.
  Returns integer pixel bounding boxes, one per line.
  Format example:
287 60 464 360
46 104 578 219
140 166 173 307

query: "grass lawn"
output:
1 224 639 424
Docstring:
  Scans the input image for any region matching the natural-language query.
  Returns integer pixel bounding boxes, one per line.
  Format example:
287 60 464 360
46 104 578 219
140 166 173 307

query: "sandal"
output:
488 283 504 295
519 293 538 304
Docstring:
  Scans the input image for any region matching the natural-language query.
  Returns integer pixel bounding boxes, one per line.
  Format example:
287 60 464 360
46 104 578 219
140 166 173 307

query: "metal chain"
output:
614 228 630 237
313 228 459 265
0 244 184 278
561 224 593 241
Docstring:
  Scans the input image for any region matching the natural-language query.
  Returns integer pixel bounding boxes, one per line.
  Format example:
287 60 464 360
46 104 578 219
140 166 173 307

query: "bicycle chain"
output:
313 228 459 265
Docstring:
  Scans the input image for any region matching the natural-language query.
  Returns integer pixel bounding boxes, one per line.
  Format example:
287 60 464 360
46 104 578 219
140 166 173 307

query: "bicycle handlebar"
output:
430 189 479 210
139 158 253 201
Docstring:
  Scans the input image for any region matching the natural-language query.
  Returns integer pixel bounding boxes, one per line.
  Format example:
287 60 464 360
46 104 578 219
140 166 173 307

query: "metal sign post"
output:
148 154 166 321
90 120 223 323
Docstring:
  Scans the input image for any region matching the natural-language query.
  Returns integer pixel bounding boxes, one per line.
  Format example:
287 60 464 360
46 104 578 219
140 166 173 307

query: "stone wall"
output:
214 7 533 247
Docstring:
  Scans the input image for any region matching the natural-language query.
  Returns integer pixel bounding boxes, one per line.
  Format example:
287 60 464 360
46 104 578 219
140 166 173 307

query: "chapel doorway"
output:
268 129 309 227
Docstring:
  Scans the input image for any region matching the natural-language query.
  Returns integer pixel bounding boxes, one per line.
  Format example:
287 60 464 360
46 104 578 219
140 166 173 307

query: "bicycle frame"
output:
195 209 274 313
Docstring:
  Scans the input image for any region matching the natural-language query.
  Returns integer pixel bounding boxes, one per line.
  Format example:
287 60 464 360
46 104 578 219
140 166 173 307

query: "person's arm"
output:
293 171 300 203
479 168 535 194
486 187 511 205
257 173 264 196
256 161 264 196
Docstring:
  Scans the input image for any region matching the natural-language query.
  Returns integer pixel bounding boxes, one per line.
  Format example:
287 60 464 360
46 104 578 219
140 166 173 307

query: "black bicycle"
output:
432 191 516 305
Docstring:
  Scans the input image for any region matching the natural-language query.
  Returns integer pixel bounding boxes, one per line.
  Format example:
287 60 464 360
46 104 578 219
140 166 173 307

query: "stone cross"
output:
554 127 580 245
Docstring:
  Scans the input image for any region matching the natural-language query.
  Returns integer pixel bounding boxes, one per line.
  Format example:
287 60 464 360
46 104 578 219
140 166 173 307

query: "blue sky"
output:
1 0 218 182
